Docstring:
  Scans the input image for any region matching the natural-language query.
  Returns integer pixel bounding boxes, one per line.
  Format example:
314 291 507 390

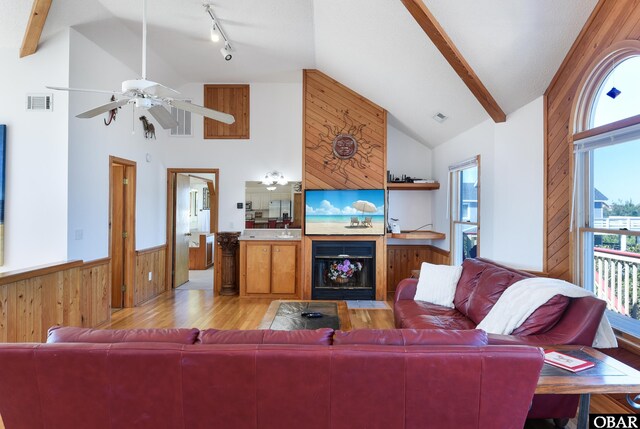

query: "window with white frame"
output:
574 50 640 330
449 156 479 266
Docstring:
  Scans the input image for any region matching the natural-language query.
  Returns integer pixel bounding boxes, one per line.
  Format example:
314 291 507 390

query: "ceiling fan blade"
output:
47 86 122 95
76 99 130 119
148 105 179 129
169 100 235 125
146 83 181 98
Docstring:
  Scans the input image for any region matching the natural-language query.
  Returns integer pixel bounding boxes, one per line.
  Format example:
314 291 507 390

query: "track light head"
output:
220 43 232 61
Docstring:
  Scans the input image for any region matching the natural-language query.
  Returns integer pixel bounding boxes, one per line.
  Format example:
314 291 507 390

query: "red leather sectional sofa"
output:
394 257 608 423
0 326 544 429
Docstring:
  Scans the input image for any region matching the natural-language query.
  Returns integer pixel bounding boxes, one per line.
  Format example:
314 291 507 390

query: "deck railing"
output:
594 247 640 318
593 216 640 230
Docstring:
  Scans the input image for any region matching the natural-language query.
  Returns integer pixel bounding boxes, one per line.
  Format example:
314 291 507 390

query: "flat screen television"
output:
305 189 385 236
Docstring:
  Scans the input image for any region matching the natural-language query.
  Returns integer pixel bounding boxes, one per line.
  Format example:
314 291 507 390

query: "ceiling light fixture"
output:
210 25 220 43
266 186 277 191
204 4 233 60
261 171 288 186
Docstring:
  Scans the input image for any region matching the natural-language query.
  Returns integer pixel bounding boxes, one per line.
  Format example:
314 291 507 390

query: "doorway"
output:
166 169 219 290
109 156 136 309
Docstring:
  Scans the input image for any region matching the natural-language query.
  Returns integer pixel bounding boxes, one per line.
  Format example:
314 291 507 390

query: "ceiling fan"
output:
47 0 235 129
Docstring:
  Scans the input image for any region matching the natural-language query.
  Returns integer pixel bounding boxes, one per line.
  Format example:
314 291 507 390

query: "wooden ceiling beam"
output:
401 0 506 123
20 0 52 58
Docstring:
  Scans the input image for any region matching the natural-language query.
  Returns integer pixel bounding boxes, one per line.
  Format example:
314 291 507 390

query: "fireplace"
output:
311 241 375 300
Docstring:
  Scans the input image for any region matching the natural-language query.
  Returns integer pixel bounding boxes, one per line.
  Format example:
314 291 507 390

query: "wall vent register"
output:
26 94 53 111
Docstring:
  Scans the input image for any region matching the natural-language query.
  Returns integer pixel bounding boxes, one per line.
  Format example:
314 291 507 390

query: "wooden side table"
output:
216 232 240 295
536 345 640 429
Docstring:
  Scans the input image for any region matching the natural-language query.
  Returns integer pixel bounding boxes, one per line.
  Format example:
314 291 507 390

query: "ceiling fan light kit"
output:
46 0 236 130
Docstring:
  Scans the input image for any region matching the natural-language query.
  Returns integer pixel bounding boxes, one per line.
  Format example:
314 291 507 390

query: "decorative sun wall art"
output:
306 111 381 184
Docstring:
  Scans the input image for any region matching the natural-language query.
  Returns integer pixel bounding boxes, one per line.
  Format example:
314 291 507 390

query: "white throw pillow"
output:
414 262 463 308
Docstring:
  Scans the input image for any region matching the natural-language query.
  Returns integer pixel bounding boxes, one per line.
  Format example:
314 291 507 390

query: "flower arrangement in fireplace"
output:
328 259 362 283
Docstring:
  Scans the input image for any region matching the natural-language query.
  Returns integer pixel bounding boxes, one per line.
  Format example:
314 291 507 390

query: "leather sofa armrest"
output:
394 278 418 303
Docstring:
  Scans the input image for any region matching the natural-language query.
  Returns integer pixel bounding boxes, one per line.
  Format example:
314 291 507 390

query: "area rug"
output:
345 300 390 310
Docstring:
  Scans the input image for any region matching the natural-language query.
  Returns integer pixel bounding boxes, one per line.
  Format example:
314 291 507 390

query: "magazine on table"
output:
544 350 595 372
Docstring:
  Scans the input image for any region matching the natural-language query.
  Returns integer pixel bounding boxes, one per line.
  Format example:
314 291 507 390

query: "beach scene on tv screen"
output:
305 189 385 235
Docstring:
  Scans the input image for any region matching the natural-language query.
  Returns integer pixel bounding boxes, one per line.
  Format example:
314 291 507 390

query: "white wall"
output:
432 96 544 271
67 29 303 262
0 30 70 272
492 97 544 270
157 81 302 234
67 29 171 261
387 125 434 236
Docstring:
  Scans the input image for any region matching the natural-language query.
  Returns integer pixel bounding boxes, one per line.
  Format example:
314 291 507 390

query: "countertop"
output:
239 229 302 241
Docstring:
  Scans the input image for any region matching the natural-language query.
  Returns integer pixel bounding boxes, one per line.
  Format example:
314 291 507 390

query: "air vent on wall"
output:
26 94 53 111
169 102 192 136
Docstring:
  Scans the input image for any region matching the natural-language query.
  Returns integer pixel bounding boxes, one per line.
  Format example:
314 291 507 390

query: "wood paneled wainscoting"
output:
387 245 451 294
134 245 167 306
80 258 111 328
0 261 96 343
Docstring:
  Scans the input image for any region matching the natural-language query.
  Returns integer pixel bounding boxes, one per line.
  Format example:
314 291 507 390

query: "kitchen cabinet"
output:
240 240 299 297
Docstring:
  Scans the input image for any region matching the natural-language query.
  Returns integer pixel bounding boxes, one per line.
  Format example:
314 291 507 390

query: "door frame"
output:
165 168 219 290
109 156 136 308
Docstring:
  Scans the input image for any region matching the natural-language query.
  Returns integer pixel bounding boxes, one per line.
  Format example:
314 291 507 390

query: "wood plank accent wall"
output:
302 70 388 299
303 70 387 189
387 245 451 293
134 245 167 306
0 261 83 342
80 258 111 328
544 0 640 280
203 84 250 139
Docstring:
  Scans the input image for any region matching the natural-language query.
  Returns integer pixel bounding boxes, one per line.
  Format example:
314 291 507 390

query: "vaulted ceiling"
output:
1 0 598 147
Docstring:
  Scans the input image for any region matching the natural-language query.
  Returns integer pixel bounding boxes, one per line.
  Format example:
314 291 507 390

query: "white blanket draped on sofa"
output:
477 277 618 348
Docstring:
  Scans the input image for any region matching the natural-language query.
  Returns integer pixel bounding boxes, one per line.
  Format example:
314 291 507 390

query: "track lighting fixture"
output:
205 4 234 61
220 42 232 61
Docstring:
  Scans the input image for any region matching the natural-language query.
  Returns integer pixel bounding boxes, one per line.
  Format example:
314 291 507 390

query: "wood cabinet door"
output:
246 244 271 294
271 244 297 294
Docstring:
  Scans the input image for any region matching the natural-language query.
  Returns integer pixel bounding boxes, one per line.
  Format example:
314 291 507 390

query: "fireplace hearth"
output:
311 241 375 300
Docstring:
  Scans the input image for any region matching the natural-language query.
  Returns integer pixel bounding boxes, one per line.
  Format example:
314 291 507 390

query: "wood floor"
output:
17 288 626 429
103 289 396 331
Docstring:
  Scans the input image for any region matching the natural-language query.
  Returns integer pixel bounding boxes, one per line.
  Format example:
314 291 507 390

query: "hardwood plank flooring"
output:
102 289 396 331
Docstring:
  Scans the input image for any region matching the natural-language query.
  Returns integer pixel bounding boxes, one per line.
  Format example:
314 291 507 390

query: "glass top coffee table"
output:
259 300 352 331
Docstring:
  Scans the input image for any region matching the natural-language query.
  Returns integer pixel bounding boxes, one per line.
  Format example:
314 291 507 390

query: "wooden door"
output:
174 174 190 287
271 244 296 294
246 244 271 294
110 164 125 308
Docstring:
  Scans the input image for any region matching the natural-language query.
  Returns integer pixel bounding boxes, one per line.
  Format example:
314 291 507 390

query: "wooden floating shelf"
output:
387 182 440 190
389 231 446 240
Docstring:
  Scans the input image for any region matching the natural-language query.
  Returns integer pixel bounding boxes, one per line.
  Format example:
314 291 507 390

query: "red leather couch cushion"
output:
512 294 571 335
47 326 200 344
333 329 488 346
465 267 528 324
198 328 334 345
453 258 489 315
402 314 477 330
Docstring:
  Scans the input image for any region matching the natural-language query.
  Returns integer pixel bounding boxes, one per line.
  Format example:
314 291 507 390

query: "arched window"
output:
572 42 640 329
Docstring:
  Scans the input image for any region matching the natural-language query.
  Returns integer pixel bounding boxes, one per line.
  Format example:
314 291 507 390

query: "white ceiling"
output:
2 0 598 147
